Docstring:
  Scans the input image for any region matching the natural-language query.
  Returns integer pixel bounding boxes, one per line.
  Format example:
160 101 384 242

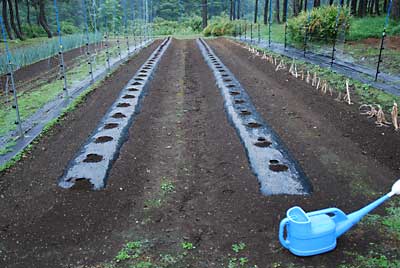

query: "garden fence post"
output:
82 0 94 82
250 24 253 43
258 23 260 44
0 15 23 138
375 0 392 81
53 0 69 99
268 0 272 47
284 0 289 50
330 0 343 67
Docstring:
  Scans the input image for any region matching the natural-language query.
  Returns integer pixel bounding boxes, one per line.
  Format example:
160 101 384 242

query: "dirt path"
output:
0 38 399 268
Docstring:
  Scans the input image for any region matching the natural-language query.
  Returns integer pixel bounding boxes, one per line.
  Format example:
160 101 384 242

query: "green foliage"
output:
160 180 175 193
287 5 350 44
152 16 202 36
203 16 237 37
348 16 400 41
232 242 246 253
340 251 400 268
21 24 48 38
115 240 143 262
382 202 400 239
61 21 80 35
181 242 194 250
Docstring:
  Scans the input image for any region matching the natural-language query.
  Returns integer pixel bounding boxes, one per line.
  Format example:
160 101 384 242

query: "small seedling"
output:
115 249 130 262
239 257 249 265
232 242 246 253
181 241 195 250
161 181 175 193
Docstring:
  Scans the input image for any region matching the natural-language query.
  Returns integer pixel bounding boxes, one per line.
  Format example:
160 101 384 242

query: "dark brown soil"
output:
0 38 399 268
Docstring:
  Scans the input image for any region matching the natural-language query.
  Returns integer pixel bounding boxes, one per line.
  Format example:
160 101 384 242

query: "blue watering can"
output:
279 179 400 256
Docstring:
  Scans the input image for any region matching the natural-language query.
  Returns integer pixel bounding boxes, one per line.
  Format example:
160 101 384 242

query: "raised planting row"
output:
197 38 312 195
59 37 171 190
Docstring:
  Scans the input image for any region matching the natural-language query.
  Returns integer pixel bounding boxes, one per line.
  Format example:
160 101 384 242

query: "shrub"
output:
203 16 236 37
21 24 47 38
183 15 203 32
61 21 80 35
287 5 350 44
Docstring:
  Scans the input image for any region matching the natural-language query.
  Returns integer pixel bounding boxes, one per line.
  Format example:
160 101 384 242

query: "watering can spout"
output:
335 179 400 237
335 193 391 237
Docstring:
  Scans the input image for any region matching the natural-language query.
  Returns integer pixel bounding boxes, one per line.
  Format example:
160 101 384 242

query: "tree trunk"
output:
233 0 236 20
237 0 241 19
263 0 268 24
254 0 258 23
383 0 388 12
38 0 52 37
314 0 321 7
304 0 308 11
276 0 280 23
202 0 208 28
358 0 367 17
2 0 14 39
14 0 23 34
26 0 31 25
230 0 233 20
7 0 23 39
329 0 334 5
351 0 357 14
391 0 400 20
283 0 288 22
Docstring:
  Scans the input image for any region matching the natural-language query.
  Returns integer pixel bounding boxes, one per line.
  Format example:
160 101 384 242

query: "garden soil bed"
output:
0 38 399 268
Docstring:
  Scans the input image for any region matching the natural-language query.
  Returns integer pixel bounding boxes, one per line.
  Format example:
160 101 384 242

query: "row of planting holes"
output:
82 40 169 164
202 40 288 173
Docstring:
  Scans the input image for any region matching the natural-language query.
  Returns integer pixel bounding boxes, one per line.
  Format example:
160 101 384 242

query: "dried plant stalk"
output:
392 102 399 131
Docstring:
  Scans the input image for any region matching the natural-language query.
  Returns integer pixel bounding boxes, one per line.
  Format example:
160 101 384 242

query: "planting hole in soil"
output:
230 91 240 96
138 74 147 77
254 140 272 148
235 99 245 104
123 94 136 99
270 159 280 164
132 81 142 86
224 79 232 82
117 103 131 107
104 123 119 129
112 112 127 118
83 153 103 163
240 109 251 115
227 84 236 88
246 122 262 128
269 163 289 172
128 87 139 92
94 136 113 143
135 78 144 81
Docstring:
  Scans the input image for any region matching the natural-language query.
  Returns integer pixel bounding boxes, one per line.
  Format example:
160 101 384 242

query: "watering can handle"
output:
279 218 290 249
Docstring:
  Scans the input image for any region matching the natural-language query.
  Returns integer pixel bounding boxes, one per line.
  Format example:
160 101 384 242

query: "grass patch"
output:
347 16 400 41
